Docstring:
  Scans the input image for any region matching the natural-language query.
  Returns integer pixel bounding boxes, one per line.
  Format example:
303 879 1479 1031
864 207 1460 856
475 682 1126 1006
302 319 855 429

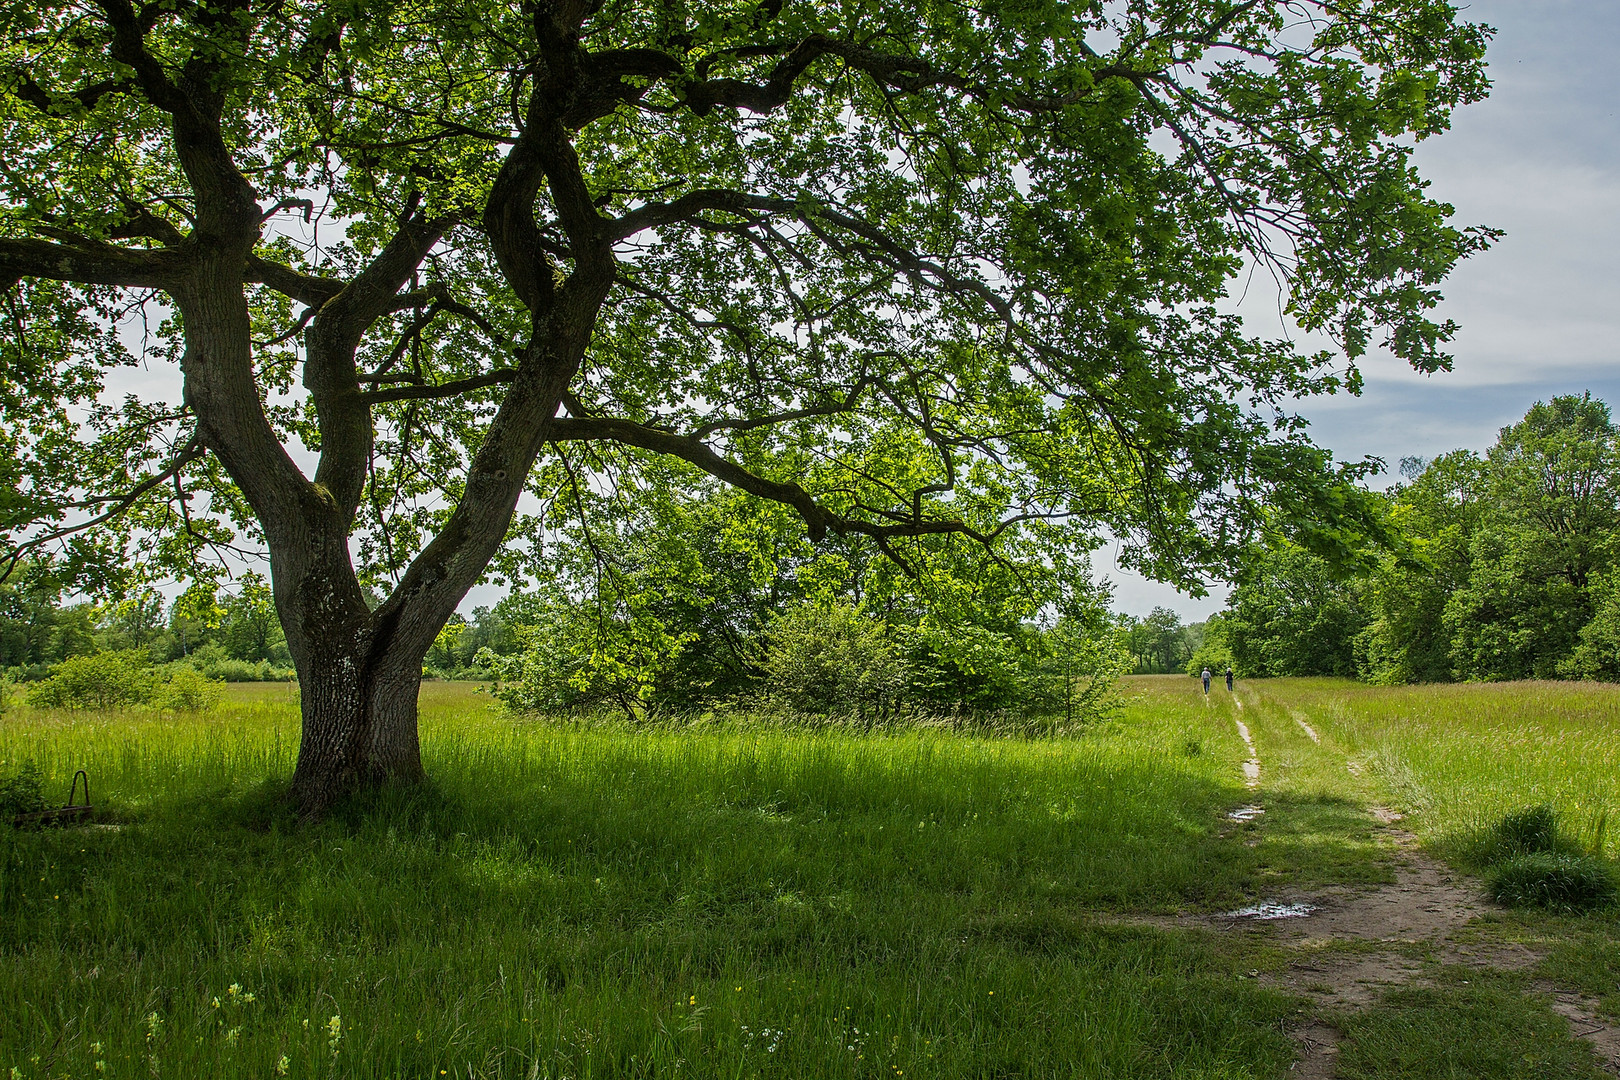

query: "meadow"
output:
2 677 1619 1078
1249 679 1620 859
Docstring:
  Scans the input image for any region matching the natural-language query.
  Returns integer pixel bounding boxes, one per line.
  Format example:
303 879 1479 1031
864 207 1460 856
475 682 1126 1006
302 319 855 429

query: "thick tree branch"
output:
548 414 1039 551
247 256 344 307
304 203 456 523
677 35 1138 118
359 368 516 404
7 68 130 114
0 235 183 291
482 139 553 316
607 188 792 241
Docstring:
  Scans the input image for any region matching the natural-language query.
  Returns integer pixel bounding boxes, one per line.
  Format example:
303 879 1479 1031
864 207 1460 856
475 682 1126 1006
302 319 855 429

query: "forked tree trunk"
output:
0 0 613 821
287 648 426 817
273 542 441 817
268 356 587 818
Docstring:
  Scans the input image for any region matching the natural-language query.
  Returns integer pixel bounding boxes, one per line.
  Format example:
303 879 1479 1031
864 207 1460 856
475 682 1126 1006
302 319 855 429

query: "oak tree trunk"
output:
269 524 440 818
287 642 426 817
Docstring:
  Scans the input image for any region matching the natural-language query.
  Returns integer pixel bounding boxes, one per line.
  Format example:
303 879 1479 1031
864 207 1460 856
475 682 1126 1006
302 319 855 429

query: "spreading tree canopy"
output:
1 0 1494 812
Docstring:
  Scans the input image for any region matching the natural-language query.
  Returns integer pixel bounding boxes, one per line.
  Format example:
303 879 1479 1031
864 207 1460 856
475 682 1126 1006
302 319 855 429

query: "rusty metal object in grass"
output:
13 769 92 827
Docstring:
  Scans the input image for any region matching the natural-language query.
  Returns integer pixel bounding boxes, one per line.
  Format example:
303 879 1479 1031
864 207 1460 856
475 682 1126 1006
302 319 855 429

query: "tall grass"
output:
1 681 1307 1080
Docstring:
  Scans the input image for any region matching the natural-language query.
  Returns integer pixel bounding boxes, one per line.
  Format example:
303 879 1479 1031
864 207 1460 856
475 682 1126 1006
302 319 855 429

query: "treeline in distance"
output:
1198 393 1620 683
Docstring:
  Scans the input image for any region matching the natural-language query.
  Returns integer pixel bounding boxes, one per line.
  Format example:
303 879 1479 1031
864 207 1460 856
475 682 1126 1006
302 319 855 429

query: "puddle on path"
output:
1228 805 1266 822
1222 901 1318 920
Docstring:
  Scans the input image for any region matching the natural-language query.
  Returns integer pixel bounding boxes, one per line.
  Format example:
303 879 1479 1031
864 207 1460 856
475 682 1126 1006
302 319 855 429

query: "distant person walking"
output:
1225 668 1234 692
1201 667 1211 695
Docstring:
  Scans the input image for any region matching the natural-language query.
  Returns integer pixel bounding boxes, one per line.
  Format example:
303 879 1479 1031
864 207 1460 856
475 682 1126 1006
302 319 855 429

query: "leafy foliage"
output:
152 666 226 712
0 0 1495 611
0 0 1500 802
1364 394 1620 683
1204 394 1620 685
25 652 158 710
481 460 1127 720
1184 613 1236 679
1225 542 1368 678
1116 607 1197 675
0 564 98 674
761 602 907 719
22 650 225 710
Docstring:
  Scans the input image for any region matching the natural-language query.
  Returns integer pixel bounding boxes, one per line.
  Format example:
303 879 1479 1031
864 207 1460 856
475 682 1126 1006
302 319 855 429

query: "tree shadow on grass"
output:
1242 792 1399 893
87 741 1407 947
0 736 1422 1080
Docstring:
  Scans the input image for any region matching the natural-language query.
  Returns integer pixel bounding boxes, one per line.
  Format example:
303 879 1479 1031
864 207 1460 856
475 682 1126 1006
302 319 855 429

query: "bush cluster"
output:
486 597 1129 729
1489 852 1618 912
24 651 225 713
180 644 294 683
2 568 296 686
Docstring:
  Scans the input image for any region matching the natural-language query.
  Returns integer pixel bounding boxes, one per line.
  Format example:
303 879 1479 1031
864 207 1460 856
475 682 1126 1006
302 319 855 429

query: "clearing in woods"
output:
3 676 1620 1078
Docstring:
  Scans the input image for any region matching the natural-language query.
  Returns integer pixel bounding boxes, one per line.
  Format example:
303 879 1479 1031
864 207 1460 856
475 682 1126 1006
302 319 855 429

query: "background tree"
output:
1445 395 1620 680
1118 606 1194 675
1223 542 1367 677
1357 451 1486 683
1228 395 1620 684
1184 612 1234 679
2 0 1493 813
216 572 289 665
0 564 98 674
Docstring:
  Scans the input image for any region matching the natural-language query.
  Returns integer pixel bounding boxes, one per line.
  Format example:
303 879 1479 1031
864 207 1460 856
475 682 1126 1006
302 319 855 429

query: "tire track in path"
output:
1230 693 1260 788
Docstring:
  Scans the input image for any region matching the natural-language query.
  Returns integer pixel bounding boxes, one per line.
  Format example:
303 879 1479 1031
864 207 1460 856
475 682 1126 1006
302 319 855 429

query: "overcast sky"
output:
1109 0 1620 619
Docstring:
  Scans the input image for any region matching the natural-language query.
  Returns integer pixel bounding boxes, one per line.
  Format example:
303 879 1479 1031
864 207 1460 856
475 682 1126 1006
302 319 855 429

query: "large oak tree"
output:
1 0 1493 813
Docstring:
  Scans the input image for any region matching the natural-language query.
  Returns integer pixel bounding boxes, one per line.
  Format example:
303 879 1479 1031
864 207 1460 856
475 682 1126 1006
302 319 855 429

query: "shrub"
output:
153 666 225 712
1488 851 1617 912
181 644 295 682
762 602 906 719
0 761 47 820
480 607 643 714
1185 641 1235 678
26 651 156 710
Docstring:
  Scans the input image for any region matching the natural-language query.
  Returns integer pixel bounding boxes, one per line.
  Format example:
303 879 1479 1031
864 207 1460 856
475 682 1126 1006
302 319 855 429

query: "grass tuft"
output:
1487 851 1618 912
1493 804 1560 855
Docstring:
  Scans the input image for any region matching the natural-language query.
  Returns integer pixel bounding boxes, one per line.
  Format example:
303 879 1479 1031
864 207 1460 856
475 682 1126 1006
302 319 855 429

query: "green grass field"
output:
3 676 1620 1078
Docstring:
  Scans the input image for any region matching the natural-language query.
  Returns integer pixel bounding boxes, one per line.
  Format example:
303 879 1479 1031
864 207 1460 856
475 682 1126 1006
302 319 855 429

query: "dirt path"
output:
1193 701 1620 1077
